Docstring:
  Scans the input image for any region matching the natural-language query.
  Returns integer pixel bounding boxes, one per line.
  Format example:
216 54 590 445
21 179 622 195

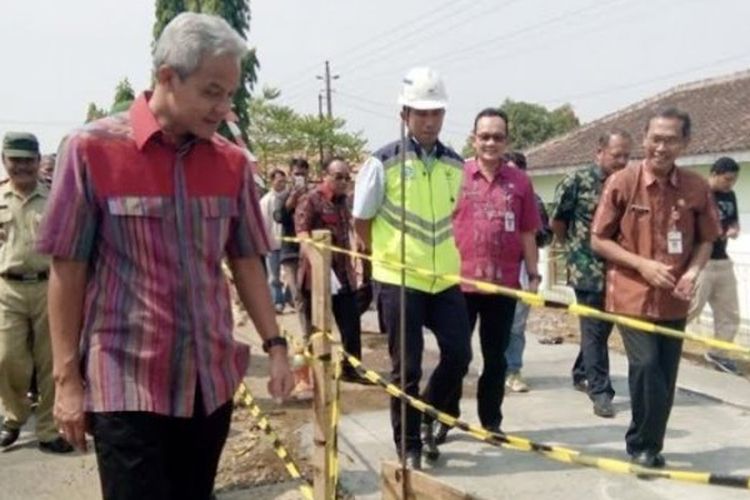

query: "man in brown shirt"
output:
592 107 721 468
295 156 369 385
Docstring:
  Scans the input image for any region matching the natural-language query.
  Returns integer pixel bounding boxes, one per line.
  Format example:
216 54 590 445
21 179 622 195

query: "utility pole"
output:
317 92 325 168
316 60 339 159
316 60 339 119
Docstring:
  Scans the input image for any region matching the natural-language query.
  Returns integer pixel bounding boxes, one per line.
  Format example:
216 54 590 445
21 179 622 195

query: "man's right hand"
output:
637 258 675 289
54 374 87 451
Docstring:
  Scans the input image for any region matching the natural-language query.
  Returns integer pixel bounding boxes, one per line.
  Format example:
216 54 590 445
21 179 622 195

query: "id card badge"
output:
504 212 516 232
667 230 683 255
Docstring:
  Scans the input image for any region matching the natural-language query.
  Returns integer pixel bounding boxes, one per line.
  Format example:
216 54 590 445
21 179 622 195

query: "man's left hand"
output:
267 349 295 400
672 271 697 301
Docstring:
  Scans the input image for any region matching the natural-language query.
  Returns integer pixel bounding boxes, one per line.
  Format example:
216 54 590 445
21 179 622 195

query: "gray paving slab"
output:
329 312 750 499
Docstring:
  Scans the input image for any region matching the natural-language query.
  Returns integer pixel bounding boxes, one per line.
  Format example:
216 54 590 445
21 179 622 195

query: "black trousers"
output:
464 293 517 428
571 289 615 401
377 282 472 454
302 289 362 374
89 387 233 500
619 318 685 455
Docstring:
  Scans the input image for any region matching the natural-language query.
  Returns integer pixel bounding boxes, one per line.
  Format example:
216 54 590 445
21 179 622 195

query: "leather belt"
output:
0 271 49 283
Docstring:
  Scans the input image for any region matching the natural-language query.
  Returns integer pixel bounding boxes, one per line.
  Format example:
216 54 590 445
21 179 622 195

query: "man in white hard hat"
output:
353 67 471 469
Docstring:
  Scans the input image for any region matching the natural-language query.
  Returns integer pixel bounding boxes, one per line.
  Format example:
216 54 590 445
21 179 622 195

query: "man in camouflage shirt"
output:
551 130 632 418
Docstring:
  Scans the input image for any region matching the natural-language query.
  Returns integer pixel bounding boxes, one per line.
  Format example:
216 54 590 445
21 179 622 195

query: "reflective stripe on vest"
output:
371 153 462 293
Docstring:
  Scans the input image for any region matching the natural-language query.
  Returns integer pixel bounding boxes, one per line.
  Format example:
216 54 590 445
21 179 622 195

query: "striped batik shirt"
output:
37 93 270 417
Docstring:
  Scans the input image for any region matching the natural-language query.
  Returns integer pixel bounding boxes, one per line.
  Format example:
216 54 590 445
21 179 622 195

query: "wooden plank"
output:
381 461 478 500
308 230 335 500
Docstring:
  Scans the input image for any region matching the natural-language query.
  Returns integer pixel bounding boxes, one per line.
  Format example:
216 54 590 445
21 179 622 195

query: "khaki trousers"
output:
688 259 740 353
0 279 56 441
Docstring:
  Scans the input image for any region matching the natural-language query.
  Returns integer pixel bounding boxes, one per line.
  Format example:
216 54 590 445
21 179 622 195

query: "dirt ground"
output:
213 305 746 497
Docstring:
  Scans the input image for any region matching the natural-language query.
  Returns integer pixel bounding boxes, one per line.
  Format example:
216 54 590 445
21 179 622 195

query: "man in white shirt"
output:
259 169 288 313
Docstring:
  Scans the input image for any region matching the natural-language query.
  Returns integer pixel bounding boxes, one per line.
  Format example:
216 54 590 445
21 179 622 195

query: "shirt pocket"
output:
106 196 170 260
190 197 239 260
0 208 13 245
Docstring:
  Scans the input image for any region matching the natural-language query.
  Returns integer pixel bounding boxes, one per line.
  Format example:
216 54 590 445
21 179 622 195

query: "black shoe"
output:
0 427 19 447
434 422 450 445
484 425 505 442
593 398 615 418
403 451 422 470
573 379 588 393
630 451 666 468
39 437 74 454
421 423 440 461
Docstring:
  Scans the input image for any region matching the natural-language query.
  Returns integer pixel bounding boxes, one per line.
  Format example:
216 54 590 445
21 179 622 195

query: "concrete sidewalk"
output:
332 311 750 499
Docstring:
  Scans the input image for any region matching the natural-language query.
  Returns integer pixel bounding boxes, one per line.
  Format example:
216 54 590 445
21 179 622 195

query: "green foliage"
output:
85 103 107 123
460 99 580 157
153 0 259 142
247 87 367 174
111 78 135 113
501 99 580 151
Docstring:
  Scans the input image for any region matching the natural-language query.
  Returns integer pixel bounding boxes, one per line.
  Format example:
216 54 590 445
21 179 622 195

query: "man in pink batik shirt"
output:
445 107 540 439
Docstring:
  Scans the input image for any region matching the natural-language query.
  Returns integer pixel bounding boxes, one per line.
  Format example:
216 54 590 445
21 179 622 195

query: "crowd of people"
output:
0 10 743 500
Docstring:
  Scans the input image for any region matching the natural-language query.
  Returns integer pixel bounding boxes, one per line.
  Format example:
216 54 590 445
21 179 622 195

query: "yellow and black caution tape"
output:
235 383 314 500
342 352 750 490
287 236 750 357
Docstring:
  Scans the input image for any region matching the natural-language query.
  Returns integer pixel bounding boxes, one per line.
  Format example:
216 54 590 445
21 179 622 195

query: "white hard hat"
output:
397 66 448 110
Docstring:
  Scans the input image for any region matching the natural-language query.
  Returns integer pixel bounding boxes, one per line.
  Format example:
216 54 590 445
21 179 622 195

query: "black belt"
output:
0 271 49 282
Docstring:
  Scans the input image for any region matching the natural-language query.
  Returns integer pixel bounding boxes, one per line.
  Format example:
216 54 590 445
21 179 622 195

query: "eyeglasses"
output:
333 174 351 182
476 133 507 143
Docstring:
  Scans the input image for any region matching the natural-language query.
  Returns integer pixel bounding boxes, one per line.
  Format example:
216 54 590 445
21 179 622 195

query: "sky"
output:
1 0 749 156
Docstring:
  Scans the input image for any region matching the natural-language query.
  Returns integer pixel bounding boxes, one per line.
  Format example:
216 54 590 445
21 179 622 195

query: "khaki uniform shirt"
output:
0 181 50 275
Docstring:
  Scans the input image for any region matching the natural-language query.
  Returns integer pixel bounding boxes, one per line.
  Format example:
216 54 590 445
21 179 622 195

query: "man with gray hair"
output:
37 13 294 499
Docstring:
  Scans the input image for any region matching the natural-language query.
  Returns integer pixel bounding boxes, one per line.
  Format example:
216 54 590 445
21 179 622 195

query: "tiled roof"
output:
526 69 750 171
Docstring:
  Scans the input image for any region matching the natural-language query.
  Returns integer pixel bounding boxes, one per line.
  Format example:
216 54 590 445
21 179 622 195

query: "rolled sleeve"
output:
591 175 624 240
36 134 99 261
352 156 385 219
294 193 314 234
226 162 271 259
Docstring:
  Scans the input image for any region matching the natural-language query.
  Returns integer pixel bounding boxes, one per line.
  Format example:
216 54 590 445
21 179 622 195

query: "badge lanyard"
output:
503 190 515 232
667 205 683 255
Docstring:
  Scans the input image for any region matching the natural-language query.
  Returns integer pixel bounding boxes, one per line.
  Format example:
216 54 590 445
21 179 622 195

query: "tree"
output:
85 103 107 123
111 78 135 113
153 0 259 142
500 99 580 151
247 87 366 173
461 100 580 157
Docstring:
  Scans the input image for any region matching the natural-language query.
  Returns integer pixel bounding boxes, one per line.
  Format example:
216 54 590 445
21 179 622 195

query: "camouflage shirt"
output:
551 164 608 293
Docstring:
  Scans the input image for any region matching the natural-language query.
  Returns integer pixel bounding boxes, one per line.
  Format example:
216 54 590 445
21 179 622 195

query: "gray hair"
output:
153 12 247 79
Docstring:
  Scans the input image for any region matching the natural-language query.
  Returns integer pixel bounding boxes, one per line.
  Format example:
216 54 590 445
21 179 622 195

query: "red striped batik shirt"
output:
37 93 269 417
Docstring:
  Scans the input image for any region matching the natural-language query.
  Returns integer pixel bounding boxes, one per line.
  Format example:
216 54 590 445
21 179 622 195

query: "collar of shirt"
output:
316 182 347 205
642 161 680 188
130 92 205 152
408 135 447 160
467 158 508 183
2 182 48 202
591 163 608 180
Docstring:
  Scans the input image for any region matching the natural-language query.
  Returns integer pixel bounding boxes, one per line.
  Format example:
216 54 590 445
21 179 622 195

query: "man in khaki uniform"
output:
0 132 72 453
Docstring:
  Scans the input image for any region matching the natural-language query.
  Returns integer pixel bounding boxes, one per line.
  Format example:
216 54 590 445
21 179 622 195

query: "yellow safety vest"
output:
371 139 463 293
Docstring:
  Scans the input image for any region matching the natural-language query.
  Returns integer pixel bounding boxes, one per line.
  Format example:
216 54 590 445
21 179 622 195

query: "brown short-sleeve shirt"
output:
591 162 721 320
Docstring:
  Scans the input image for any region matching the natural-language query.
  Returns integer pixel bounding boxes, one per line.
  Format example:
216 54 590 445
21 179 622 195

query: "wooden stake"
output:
308 230 335 499
381 461 477 500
